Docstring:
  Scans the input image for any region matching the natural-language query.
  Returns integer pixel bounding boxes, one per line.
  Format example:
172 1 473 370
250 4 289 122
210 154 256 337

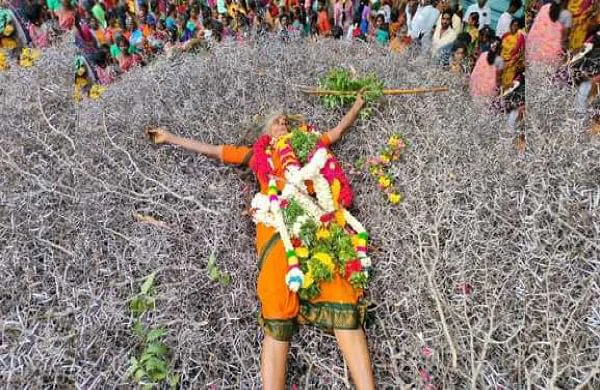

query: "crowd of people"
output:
0 0 598 129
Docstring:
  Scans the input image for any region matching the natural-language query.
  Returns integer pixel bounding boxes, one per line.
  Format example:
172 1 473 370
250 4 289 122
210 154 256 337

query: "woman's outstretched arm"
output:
147 128 223 160
325 95 366 144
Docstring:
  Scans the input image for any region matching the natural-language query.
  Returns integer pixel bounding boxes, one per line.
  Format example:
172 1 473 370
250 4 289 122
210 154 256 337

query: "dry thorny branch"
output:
0 40 598 388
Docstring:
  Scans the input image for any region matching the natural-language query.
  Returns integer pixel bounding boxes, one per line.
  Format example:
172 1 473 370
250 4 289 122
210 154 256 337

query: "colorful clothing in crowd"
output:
500 29 525 89
567 0 594 51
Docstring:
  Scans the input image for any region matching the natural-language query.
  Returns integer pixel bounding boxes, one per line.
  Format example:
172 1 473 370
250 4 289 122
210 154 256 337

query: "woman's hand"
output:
355 93 365 109
146 127 171 144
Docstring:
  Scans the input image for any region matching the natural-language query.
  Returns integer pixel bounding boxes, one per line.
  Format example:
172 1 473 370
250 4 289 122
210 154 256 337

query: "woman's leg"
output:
334 328 375 390
261 334 290 390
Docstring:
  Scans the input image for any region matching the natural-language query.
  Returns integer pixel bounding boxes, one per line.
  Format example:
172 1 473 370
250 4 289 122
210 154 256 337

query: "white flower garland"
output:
250 136 369 292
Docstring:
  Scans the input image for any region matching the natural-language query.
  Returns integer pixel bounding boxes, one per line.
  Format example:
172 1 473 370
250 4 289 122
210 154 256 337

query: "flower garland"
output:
358 134 408 205
250 124 371 300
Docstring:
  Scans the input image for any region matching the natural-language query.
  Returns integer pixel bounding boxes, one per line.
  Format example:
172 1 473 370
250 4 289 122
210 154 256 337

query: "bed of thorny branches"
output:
0 37 599 389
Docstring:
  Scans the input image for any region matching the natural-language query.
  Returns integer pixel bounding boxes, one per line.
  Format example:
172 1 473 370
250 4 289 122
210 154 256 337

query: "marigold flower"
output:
295 247 309 258
316 228 330 240
378 175 391 189
312 252 334 270
0 51 8 71
302 270 314 288
388 192 402 204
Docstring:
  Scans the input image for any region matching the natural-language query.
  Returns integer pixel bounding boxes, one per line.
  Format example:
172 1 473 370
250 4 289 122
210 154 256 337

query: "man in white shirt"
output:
431 11 457 63
409 0 440 52
463 0 491 30
496 0 522 38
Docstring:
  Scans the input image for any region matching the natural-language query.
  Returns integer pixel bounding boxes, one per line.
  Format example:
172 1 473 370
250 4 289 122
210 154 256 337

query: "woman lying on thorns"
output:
147 95 375 389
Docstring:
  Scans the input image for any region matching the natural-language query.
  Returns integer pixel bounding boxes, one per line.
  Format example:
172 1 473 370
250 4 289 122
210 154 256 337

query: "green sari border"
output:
257 232 281 270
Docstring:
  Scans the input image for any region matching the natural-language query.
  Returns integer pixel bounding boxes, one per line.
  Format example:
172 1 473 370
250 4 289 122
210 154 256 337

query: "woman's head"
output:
487 37 501 64
479 26 492 43
2 21 14 37
549 1 561 22
376 14 384 27
453 42 467 60
76 64 87 76
468 12 479 28
280 14 289 27
510 18 522 34
264 113 289 138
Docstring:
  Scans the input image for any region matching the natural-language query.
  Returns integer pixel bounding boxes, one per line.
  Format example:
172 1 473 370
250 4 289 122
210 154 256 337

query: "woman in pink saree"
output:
470 40 504 100
526 2 565 65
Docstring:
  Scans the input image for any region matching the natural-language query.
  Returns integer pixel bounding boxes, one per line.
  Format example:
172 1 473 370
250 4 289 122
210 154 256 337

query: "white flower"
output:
251 193 270 212
360 256 372 267
285 165 303 185
299 147 328 180
292 215 309 236
342 209 366 233
294 191 323 222
313 175 335 213
285 267 304 292
281 183 297 199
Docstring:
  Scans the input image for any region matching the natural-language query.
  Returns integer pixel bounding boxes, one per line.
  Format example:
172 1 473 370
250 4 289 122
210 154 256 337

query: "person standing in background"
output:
496 0 522 38
463 0 490 30
409 0 439 53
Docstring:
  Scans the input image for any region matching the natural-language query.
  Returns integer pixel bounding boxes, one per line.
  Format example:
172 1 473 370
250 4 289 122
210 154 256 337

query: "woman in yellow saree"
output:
500 19 525 90
568 0 594 51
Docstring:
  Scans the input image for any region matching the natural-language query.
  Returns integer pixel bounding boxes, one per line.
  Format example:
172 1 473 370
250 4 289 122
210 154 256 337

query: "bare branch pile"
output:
1 40 598 388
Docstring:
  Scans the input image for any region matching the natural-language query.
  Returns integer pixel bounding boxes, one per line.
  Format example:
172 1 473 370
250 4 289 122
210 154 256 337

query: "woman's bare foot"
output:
146 128 170 144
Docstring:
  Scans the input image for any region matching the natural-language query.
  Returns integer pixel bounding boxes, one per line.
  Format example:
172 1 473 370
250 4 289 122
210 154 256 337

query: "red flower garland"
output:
250 128 354 209
250 134 273 184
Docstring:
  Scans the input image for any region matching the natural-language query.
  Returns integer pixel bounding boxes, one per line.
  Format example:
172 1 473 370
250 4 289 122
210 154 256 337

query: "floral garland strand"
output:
359 134 408 205
250 124 372 299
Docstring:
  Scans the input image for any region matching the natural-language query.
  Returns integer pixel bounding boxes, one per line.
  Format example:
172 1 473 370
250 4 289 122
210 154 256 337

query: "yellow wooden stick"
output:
300 86 449 96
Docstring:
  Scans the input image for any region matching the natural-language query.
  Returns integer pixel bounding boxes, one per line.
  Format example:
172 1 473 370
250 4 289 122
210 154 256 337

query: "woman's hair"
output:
456 31 472 45
487 38 501 65
511 17 523 29
469 12 479 27
549 1 561 22
262 111 286 134
453 41 468 53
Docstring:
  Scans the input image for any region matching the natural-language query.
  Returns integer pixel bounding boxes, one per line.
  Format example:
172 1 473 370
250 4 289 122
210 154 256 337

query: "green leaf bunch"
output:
289 128 319 164
207 253 232 286
318 68 384 116
282 198 305 229
126 273 179 389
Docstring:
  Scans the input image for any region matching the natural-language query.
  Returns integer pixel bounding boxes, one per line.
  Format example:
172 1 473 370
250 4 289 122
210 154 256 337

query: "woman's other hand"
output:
146 127 170 144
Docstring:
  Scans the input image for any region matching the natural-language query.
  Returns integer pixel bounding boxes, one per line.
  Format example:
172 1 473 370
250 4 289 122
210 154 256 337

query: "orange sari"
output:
220 138 365 341
500 31 525 89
